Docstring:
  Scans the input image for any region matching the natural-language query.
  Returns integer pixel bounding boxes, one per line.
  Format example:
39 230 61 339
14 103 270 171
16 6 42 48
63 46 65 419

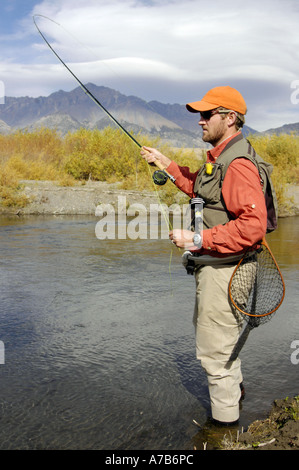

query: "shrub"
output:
0 128 297 209
248 133 299 206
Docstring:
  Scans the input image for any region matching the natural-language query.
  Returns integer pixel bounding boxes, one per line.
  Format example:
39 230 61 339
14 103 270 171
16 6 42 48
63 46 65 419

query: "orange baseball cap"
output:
186 86 247 115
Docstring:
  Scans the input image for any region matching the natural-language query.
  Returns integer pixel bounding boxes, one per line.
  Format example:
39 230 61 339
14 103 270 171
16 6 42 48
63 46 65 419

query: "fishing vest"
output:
193 133 278 233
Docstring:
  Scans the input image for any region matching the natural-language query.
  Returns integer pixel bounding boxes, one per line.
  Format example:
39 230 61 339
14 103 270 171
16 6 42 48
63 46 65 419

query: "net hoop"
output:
228 238 285 319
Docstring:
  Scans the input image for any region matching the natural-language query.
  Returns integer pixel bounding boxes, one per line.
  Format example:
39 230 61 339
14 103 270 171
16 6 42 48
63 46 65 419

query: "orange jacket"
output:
166 132 267 255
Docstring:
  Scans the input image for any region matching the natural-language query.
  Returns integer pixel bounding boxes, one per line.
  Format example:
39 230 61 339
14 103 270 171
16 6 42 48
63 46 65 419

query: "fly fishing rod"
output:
33 14 175 186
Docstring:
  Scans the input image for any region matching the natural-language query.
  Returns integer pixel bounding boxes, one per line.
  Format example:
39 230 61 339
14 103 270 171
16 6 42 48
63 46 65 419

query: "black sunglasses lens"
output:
200 111 212 120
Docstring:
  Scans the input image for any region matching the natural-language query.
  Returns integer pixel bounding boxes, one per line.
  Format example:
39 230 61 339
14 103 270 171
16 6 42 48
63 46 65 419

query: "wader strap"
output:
182 251 244 275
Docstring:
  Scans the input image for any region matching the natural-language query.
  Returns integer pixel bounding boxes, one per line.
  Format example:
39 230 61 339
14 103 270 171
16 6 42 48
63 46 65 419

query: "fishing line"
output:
33 17 175 194
33 15 144 150
33 14 177 277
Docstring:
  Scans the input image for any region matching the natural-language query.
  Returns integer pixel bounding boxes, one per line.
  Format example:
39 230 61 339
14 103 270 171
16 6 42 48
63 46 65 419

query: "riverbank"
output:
0 180 299 216
222 396 299 450
0 180 159 215
192 396 299 451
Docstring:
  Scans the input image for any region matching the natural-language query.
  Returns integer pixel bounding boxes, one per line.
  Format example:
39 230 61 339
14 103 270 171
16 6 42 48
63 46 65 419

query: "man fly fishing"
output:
141 86 269 426
34 16 283 435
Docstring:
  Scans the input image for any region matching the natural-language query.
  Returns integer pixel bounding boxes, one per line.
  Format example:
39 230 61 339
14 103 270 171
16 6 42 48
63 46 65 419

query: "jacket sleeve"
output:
166 161 198 198
202 158 268 254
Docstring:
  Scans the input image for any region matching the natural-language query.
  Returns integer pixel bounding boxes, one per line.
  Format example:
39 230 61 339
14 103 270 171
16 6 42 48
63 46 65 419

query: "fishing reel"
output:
152 170 169 186
152 169 176 186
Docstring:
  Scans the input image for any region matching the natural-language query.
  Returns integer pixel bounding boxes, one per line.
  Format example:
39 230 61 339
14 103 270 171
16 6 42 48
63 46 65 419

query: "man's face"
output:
198 109 228 147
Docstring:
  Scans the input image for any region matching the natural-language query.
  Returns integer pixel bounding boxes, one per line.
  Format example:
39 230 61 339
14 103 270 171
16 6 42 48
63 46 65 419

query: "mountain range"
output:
0 83 298 148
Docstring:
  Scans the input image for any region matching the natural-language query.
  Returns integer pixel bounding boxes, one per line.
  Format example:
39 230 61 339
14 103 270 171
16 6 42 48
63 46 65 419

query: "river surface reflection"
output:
0 215 298 449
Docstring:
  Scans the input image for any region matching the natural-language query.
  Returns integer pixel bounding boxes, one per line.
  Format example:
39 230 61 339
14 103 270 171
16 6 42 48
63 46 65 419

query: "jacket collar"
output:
207 131 242 163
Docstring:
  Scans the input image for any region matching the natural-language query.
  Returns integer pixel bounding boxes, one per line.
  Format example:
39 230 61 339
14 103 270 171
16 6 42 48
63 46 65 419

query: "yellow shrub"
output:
248 133 299 206
0 128 63 164
64 127 144 182
0 128 297 209
0 164 28 207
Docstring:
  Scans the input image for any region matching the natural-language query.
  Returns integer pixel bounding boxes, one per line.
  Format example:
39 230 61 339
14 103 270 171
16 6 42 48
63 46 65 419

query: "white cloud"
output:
0 0 299 130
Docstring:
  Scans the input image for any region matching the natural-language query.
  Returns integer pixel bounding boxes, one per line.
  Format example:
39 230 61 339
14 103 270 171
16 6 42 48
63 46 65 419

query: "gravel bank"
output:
0 180 159 215
0 180 298 216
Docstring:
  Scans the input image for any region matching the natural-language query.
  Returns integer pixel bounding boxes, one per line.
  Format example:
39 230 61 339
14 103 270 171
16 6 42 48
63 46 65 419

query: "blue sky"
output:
1 1 36 33
0 0 299 131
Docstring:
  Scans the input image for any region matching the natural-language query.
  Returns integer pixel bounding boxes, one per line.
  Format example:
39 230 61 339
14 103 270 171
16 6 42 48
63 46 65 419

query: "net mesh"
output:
229 240 285 326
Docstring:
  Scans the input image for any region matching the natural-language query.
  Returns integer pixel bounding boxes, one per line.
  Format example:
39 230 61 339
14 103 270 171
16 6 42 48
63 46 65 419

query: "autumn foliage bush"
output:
248 133 299 205
0 127 201 206
0 127 297 207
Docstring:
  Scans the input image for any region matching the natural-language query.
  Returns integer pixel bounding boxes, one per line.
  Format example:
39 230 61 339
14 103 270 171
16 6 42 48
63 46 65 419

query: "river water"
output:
0 214 298 450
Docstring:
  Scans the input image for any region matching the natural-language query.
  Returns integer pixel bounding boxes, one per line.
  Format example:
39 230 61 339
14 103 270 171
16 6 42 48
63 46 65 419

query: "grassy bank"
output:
0 127 298 208
222 395 299 450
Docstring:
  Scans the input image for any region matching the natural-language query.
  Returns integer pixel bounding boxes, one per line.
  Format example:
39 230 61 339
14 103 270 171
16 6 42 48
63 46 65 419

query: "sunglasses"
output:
199 109 233 121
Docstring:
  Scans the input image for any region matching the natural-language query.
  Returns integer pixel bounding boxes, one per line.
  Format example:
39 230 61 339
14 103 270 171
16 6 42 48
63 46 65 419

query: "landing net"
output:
229 238 285 326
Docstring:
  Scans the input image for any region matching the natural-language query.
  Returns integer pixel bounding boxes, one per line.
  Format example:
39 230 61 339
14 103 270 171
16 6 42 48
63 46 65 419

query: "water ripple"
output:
0 215 298 449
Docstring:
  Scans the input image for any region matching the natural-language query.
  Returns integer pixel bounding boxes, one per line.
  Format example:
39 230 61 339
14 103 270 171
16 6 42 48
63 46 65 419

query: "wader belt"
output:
182 251 256 275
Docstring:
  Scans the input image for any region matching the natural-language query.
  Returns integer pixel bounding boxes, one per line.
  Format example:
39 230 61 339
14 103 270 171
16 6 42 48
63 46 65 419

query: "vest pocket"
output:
195 164 223 204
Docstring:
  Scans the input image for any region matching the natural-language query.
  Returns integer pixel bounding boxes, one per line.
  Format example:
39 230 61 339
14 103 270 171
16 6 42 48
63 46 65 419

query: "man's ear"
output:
227 111 237 129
